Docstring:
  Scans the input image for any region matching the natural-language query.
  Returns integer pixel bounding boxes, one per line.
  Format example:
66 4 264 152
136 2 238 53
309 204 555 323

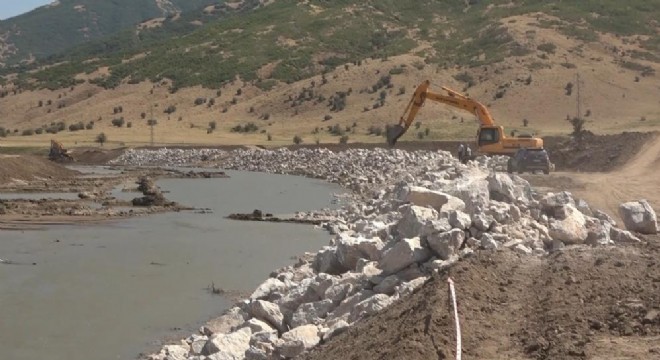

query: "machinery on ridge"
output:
48 139 74 163
386 80 544 156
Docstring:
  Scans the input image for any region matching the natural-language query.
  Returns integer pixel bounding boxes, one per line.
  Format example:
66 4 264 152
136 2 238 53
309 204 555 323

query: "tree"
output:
568 116 586 147
523 119 529 127
96 132 107 146
293 135 303 144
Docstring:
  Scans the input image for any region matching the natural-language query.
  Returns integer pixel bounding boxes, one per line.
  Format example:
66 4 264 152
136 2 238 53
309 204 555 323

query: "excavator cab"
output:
477 127 501 146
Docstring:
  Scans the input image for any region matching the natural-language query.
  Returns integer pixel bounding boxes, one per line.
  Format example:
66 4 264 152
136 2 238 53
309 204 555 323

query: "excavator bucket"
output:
386 124 406 147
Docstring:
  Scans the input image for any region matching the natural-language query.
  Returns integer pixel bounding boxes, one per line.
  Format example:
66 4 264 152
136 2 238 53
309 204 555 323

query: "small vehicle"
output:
507 148 551 174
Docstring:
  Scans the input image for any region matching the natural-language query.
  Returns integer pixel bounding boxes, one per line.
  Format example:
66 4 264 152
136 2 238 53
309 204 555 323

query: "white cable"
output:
448 277 462 360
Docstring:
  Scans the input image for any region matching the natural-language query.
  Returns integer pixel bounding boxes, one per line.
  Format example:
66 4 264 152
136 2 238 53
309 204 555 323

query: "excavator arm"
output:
387 80 497 146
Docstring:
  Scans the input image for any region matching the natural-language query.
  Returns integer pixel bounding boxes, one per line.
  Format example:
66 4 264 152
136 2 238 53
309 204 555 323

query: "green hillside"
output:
0 0 216 66
5 0 660 91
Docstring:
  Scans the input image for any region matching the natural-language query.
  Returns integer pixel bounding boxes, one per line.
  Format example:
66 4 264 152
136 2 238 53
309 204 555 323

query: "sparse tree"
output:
568 116 586 147
523 119 529 127
293 135 303 144
96 132 107 146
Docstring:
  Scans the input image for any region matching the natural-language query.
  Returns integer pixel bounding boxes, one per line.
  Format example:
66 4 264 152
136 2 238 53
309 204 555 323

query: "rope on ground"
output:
447 277 462 360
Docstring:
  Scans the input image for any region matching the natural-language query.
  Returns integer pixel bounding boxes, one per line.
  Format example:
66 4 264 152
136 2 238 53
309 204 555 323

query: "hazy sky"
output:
0 0 51 20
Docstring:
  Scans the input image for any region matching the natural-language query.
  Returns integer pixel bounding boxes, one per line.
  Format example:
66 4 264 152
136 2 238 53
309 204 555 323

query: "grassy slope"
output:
0 0 658 148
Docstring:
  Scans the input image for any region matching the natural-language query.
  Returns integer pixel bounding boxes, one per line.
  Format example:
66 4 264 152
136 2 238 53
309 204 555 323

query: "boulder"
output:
610 227 641 243
373 275 401 295
486 173 531 203
162 345 188 360
356 237 385 261
378 237 431 275
240 319 274 334
426 229 465 260
277 325 320 358
335 234 363 271
395 277 428 298
396 205 438 239
313 246 342 275
619 200 658 234
449 210 472 230
405 187 465 212
202 307 248 336
444 177 490 213
290 299 335 328
349 294 394 322
248 300 286 333
548 205 588 244
480 233 499 250
250 278 286 301
203 327 252 359
322 320 350 342
328 290 374 321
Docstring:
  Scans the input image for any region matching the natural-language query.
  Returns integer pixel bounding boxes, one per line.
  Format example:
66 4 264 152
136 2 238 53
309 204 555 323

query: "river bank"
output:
109 147 656 360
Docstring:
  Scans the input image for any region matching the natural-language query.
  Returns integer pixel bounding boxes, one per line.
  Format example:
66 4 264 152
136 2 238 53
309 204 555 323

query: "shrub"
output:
35 128 44 134
147 119 158 126
127 122 132 128
96 132 107 145
22 129 34 136
209 121 217 130
86 122 94 130
339 135 349 144
111 118 125 127
523 119 529 127
293 135 303 144
537 42 557 54
267 133 272 141
194 97 206 106
69 122 85 131
164 105 177 114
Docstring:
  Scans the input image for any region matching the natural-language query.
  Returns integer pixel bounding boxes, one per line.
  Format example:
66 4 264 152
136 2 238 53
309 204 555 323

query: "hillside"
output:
0 0 658 148
0 0 216 66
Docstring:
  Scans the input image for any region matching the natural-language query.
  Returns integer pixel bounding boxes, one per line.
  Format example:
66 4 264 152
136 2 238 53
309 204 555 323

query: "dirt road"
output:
526 134 660 223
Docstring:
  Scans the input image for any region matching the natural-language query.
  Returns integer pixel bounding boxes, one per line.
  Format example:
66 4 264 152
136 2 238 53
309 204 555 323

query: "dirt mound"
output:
0 155 79 184
301 239 660 360
544 131 657 172
68 147 127 165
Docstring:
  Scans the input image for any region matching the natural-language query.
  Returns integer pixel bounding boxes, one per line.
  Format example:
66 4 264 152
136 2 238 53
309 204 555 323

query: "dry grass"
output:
0 18 658 150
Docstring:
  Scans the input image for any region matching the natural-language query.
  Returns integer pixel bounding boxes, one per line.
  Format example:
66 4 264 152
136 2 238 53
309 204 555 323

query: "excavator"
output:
48 139 74 163
386 80 543 156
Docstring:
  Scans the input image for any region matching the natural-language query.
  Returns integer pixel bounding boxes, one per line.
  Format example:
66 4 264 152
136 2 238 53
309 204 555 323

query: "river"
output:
0 169 345 360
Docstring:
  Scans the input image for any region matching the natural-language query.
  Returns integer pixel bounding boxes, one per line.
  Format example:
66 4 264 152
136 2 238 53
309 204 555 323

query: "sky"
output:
0 0 52 20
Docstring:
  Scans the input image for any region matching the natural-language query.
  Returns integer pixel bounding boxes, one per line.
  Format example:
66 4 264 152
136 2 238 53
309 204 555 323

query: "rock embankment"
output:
116 147 656 360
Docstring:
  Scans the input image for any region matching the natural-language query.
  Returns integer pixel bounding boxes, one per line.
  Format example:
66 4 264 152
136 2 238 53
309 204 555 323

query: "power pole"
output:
576 72 581 120
150 106 155 147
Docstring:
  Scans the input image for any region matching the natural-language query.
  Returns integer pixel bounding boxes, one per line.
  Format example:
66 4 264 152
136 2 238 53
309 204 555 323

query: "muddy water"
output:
0 170 345 360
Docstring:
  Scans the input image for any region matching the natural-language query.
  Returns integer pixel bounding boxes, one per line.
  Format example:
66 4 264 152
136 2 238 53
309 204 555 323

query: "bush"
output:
0 127 6 137
231 122 259 133
293 135 303 144
86 121 94 130
96 132 107 145
368 126 383 136
267 133 272 141
209 121 217 130
147 119 158 126
537 42 557 54
111 118 125 127
22 129 34 136
35 128 44 134
164 105 177 114
339 135 349 144
194 97 206 106
127 122 132 128
69 122 85 131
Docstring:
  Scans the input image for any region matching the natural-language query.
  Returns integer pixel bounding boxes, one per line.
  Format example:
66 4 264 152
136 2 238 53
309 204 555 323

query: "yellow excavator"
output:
387 80 543 156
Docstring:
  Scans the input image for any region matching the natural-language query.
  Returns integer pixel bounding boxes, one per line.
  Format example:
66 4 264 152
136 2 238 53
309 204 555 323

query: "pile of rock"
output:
143 147 657 360
112 148 227 166
132 177 168 207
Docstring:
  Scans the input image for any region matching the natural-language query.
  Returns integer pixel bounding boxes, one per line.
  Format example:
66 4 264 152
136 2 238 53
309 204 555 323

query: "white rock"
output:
480 233 499 250
240 318 274 334
349 294 394 322
396 205 438 239
335 234 364 271
356 237 385 261
548 205 588 244
203 327 252 359
575 199 593 217
250 278 286 301
313 246 342 275
406 187 465 212
290 299 335 328
486 173 531 203
202 307 248 336
277 325 320 358
395 276 428 298
422 257 457 273
585 219 612 246
327 290 374 320
248 300 286 333
322 320 350 341
162 345 188 360
378 237 431 275
610 227 641 243
426 229 465 260
472 213 493 232
541 191 576 210
513 244 533 255
449 210 472 230
619 200 658 234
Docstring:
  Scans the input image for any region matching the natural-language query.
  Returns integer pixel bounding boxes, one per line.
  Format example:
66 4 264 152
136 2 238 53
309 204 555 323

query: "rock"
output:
423 257 457 273
541 191 576 211
203 327 252 359
240 318 274 334
610 227 641 243
162 345 188 360
576 199 594 217
619 200 658 234
480 233 499 250
486 173 531 203
449 210 472 230
594 210 617 226
444 176 490 213
405 187 465 212
548 205 588 244
585 219 612 246
328 290 374 321
277 325 320 358
426 229 465 260
356 237 385 261
248 300 286 333
472 213 494 232
250 278 286 301
350 294 394 322
396 205 438 239
322 320 350 342
395 277 428 298
290 299 335 328
421 219 452 236
190 337 209 356
202 307 248 336
373 275 401 295
513 244 532 255
335 234 364 271
313 246 342 275
378 237 431 275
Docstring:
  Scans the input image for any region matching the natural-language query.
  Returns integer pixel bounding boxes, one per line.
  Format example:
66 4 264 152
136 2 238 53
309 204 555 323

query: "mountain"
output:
0 0 216 66
0 0 658 147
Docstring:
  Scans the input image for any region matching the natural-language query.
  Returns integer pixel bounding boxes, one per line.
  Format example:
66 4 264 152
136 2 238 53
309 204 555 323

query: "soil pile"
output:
0 155 79 184
301 238 660 360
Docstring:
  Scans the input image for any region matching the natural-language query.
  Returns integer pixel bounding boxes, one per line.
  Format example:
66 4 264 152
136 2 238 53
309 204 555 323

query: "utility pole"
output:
150 106 155 147
576 72 581 120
